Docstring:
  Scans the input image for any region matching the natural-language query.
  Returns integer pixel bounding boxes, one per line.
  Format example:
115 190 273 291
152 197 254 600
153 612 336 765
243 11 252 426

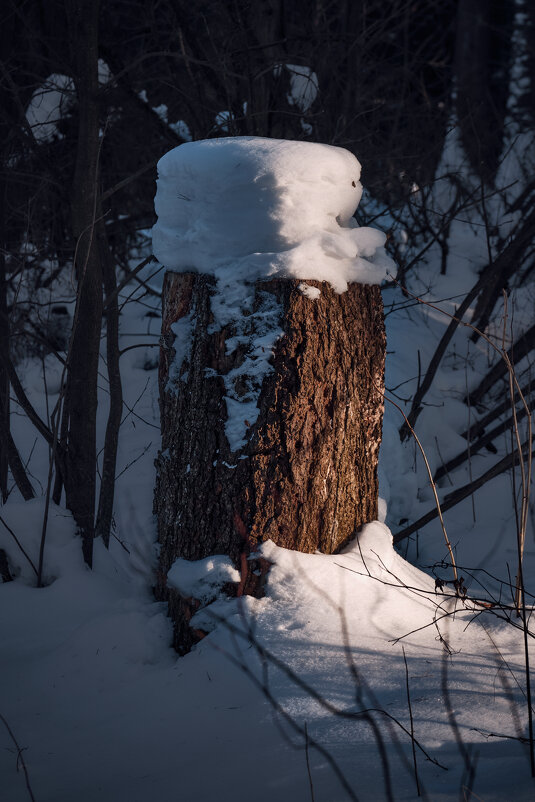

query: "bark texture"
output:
155 272 385 650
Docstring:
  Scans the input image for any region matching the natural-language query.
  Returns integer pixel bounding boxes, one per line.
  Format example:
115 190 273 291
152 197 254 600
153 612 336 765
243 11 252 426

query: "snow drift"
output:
152 137 394 292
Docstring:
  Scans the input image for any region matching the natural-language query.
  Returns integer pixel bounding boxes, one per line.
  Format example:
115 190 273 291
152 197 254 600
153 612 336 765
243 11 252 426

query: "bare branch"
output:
394 442 535 543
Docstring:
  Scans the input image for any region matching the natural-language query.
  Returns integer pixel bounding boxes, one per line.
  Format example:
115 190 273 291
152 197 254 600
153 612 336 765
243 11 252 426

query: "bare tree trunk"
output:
0 548 12 582
95 225 122 548
64 0 103 567
0 164 35 503
155 272 385 651
0 235 9 502
454 0 513 179
0 395 35 501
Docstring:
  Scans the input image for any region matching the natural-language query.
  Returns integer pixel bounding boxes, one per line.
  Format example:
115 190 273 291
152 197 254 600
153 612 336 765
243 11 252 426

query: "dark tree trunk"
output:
0 548 12 583
155 271 385 651
95 224 123 548
0 191 34 503
63 0 103 567
454 0 514 179
0 396 35 502
0 236 9 502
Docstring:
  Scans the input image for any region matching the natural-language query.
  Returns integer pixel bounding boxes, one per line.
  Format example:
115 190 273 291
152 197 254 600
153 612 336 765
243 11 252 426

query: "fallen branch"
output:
394 442 535 543
0 515 38 578
433 405 530 483
396 275 485 438
103 255 158 311
466 323 535 408
0 394 35 500
460 380 534 441
0 351 53 445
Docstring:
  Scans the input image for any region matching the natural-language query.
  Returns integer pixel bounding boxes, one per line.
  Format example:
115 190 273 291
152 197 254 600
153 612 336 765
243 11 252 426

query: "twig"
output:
119 342 159 357
103 255 159 310
334 560 535 642
114 442 152 481
383 391 458 582
0 712 37 802
460 380 534 442
434 436 454 486
101 160 159 201
470 727 530 744
394 274 487 437
433 406 531 483
394 442 535 543
0 515 38 578
0 352 53 445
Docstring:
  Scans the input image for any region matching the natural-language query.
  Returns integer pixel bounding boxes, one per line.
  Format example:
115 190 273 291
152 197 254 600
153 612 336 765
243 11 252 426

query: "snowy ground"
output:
1 265 533 802
2 138 535 800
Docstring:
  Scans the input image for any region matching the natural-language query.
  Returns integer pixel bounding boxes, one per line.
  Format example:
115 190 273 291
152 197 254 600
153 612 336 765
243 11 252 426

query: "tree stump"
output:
154 271 385 651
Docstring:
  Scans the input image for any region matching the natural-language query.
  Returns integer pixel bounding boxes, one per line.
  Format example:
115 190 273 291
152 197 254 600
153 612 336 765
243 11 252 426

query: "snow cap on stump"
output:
152 137 393 292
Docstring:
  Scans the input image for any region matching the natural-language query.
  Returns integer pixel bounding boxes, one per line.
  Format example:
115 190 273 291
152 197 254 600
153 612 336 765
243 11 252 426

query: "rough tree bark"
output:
155 271 386 652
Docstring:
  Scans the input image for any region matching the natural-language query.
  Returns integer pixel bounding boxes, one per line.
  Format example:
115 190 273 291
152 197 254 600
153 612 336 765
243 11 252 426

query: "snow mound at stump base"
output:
152 137 394 292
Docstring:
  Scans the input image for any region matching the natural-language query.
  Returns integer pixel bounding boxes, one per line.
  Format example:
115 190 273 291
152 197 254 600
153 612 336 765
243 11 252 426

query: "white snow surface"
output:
274 63 319 112
298 281 321 299
152 137 394 293
25 63 112 144
1 270 534 802
167 555 240 602
166 312 193 391
25 74 74 143
2 499 533 801
219 288 283 451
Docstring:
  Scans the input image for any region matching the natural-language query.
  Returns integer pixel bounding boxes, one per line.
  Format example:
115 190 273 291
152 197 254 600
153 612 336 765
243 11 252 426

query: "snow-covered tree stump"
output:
151 137 392 652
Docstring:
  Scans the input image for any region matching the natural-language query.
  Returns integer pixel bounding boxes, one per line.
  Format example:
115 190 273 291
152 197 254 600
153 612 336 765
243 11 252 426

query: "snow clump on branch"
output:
152 137 393 293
